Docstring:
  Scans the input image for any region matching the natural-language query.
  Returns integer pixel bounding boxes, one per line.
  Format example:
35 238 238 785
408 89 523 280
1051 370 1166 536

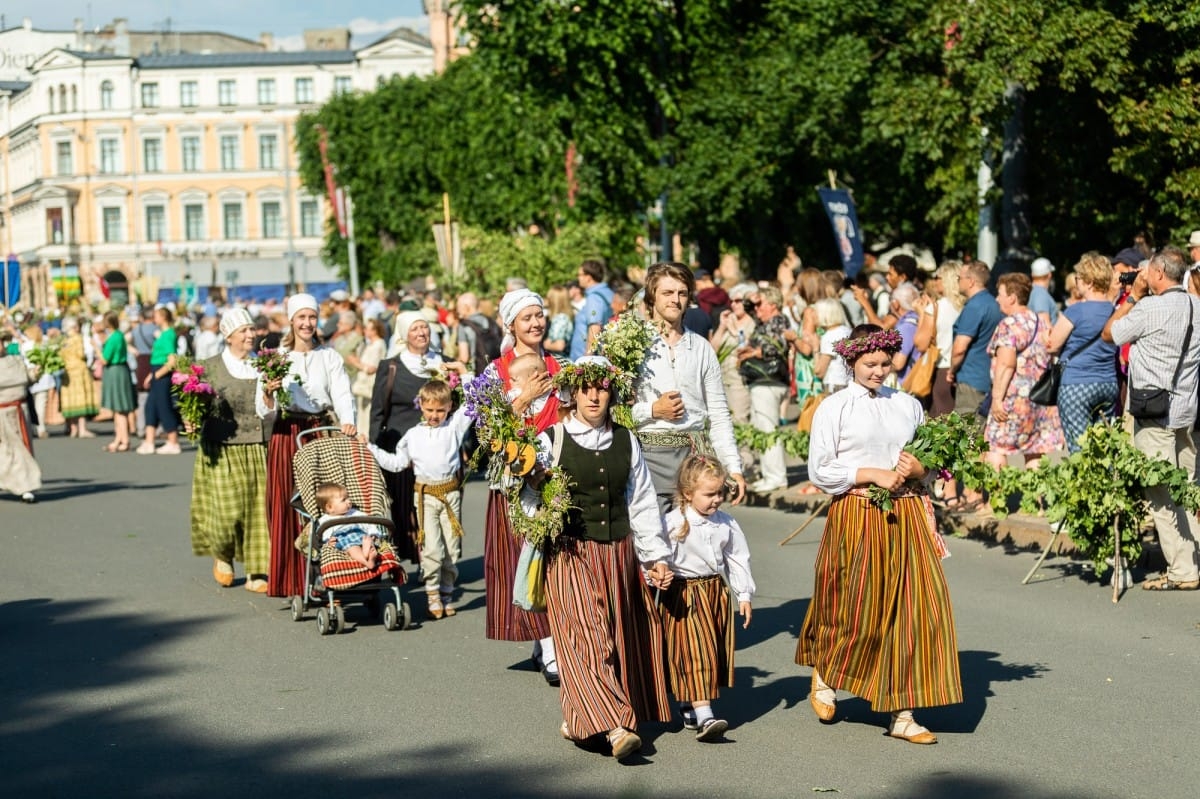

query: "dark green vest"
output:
200 355 268 446
559 424 633 542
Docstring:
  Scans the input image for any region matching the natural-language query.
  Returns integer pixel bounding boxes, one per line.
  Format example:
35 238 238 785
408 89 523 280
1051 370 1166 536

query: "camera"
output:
1118 270 1140 286
742 298 757 314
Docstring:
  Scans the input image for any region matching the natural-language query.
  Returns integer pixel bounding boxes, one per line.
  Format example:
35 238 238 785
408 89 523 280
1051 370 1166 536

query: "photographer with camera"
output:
1102 246 1200 591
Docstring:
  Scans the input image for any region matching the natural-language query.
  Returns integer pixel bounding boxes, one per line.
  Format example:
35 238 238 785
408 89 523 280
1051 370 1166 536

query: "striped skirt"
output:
547 535 672 739
659 574 734 702
320 540 405 590
795 494 962 712
484 490 551 641
265 415 321 597
190 442 270 575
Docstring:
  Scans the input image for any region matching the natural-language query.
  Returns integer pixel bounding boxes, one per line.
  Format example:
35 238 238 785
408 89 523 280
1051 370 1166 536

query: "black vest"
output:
559 424 633 542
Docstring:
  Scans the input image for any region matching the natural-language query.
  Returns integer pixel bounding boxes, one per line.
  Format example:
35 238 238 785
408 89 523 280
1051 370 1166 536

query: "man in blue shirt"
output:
1028 257 1060 326
569 259 613 359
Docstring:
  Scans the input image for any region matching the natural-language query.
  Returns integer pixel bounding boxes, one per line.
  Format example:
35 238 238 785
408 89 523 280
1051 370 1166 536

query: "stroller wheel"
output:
333 604 346 634
401 601 413 630
290 595 305 622
382 600 399 631
316 606 333 636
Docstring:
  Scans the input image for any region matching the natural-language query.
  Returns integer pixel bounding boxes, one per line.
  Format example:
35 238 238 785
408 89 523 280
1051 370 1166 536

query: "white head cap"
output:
219 308 254 339
286 293 319 320
498 288 544 354
1030 258 1054 278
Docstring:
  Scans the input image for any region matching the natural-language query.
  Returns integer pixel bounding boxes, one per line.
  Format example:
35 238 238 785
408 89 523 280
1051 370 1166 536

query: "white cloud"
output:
348 15 430 38
271 34 306 52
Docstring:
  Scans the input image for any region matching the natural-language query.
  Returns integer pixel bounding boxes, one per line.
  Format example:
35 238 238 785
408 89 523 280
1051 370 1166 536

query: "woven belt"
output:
636 431 695 449
415 476 464 546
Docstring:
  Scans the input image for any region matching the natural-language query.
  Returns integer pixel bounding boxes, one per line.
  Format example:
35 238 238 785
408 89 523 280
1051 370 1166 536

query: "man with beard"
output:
629 262 745 510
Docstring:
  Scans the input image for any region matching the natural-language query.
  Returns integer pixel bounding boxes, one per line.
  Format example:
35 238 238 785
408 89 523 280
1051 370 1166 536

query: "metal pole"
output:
345 191 360 298
283 120 297 295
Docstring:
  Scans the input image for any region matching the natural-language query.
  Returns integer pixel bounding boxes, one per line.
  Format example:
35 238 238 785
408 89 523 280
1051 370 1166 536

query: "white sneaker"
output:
20 492 36 504
156 443 182 455
749 480 787 494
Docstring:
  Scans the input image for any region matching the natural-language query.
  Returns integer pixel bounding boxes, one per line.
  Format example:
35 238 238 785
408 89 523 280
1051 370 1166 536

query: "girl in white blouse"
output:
795 324 962 746
660 454 755 743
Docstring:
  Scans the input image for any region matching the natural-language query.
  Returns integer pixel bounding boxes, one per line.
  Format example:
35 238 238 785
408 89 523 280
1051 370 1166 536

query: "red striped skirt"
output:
265 415 322 597
659 574 734 702
484 490 550 641
795 494 962 712
547 535 671 739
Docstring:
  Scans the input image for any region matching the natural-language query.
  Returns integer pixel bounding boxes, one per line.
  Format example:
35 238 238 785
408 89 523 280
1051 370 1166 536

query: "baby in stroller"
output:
316 482 387 570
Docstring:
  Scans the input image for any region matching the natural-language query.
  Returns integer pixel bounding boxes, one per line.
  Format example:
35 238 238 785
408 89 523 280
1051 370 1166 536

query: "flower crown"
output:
552 361 634 401
833 329 904 361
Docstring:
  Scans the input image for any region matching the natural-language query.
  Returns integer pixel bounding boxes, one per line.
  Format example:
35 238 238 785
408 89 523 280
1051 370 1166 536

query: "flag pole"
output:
346 191 360 299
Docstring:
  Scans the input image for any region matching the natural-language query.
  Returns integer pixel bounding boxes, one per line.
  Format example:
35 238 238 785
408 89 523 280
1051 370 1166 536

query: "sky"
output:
0 1 430 49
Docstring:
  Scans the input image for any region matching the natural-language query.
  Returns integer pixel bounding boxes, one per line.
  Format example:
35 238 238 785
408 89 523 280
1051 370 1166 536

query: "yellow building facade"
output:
0 30 433 309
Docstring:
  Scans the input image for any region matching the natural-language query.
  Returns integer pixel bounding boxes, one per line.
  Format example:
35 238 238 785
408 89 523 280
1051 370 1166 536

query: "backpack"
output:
460 316 503 374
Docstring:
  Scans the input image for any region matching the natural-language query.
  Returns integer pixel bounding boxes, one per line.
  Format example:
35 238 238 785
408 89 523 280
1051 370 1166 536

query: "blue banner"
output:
1 258 19 306
817 188 865 277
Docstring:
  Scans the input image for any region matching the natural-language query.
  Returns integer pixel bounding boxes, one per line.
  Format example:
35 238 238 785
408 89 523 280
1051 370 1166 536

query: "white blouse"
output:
254 346 356 426
369 406 472 483
221 348 259 380
807 382 924 496
664 506 756 603
529 415 671 566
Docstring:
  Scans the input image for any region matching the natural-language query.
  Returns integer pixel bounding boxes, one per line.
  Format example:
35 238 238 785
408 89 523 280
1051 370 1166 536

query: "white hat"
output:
1030 257 1054 277
498 288 545 354
1188 230 1200 248
329 289 350 302
286 293 319 320
219 308 254 338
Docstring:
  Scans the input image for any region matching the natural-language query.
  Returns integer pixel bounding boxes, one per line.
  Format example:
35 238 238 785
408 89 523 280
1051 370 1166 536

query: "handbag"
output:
1031 326 1104 407
1128 295 1192 420
797 393 824 433
901 345 939 398
512 539 547 612
739 355 787 386
373 361 401 450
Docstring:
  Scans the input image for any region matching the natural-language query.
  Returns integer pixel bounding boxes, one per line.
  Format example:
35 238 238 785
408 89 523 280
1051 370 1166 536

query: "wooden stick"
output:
1021 519 1064 585
1111 517 1122 604
779 498 831 546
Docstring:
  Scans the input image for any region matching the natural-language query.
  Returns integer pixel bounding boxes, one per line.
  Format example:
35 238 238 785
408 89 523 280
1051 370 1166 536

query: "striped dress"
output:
795 382 962 712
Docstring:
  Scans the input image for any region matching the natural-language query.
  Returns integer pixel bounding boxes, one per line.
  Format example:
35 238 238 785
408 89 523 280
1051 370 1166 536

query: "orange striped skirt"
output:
795 493 962 712
547 536 672 739
484 490 551 641
659 574 734 702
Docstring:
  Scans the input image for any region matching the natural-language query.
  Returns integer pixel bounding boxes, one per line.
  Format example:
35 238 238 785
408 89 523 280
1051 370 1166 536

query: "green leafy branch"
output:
734 423 810 460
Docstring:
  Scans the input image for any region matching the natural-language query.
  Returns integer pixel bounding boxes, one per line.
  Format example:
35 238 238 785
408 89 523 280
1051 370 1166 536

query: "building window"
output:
99 138 120 174
56 141 73 175
299 200 319 237
219 134 240 171
58 84 67 113
258 134 278 169
145 205 166 243
100 80 114 110
142 138 163 173
70 85 77 112
140 82 159 108
222 203 244 239
181 136 201 172
180 80 198 107
184 204 205 241
102 207 123 243
334 76 352 95
47 208 65 244
218 79 237 106
257 78 276 105
295 77 314 104
261 201 282 238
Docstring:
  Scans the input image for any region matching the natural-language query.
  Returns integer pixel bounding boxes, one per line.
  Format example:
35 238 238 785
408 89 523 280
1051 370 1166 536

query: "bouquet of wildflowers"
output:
591 313 657 374
170 357 215 441
250 349 298 416
463 370 540 482
26 342 66 376
867 412 989 510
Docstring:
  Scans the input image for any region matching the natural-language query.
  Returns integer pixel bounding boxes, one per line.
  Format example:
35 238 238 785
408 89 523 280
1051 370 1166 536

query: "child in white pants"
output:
369 379 472 619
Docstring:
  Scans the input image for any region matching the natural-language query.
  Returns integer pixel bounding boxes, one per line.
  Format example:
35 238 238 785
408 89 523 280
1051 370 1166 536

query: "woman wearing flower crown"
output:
795 324 962 745
482 288 564 684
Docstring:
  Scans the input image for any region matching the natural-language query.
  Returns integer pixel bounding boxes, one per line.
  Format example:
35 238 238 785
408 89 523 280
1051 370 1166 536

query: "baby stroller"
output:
289 427 413 635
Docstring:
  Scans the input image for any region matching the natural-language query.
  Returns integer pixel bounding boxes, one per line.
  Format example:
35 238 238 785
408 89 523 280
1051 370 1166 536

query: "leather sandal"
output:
889 715 937 745
608 728 642 761
1142 575 1200 591
809 673 836 722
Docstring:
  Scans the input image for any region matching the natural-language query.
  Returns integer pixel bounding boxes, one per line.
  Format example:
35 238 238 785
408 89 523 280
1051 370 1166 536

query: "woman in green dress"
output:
100 311 136 452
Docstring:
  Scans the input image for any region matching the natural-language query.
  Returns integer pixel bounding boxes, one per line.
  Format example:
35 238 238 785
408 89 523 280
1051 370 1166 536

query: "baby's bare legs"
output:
346 545 372 568
362 536 378 569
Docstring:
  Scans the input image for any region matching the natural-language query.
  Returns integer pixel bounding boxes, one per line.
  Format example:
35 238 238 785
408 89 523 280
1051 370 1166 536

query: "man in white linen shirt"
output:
630 262 745 509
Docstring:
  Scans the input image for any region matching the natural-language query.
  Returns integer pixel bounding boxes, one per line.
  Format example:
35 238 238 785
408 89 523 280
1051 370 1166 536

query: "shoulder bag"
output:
373 360 402 450
1030 326 1104 407
1128 296 1193 420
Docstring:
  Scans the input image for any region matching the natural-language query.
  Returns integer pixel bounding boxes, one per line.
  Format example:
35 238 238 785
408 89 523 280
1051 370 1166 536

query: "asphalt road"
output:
2 428 1198 798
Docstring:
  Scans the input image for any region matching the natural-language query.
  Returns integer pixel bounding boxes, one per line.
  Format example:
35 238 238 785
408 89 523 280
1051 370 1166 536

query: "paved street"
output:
2 428 1198 799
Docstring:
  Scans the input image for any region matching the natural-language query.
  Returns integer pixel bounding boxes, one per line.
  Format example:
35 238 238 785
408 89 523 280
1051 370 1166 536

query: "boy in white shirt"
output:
369 379 473 619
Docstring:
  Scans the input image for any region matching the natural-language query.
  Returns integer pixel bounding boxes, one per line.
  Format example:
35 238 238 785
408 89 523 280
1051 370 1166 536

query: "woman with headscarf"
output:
368 310 461 565
256 293 357 598
58 316 98 438
0 340 41 503
192 309 271 592
483 288 564 684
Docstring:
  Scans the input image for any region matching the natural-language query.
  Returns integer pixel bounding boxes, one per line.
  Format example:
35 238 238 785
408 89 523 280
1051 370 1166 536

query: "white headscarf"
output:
498 288 544 354
286 293 319 320
387 311 427 357
219 308 254 339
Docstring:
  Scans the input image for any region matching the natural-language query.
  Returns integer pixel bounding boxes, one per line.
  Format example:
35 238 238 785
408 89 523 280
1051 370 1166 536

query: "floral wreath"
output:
833 329 903 361
552 360 634 402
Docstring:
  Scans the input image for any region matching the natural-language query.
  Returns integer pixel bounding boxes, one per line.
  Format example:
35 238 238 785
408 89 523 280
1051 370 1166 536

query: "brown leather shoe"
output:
889 716 938 745
608 728 642 761
212 559 234 587
810 674 836 722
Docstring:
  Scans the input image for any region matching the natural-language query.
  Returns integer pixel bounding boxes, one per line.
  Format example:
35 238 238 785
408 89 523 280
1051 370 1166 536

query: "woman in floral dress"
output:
983 273 1065 469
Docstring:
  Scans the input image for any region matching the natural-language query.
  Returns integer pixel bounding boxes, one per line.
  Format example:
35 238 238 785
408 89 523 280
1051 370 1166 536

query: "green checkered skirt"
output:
190 442 269 574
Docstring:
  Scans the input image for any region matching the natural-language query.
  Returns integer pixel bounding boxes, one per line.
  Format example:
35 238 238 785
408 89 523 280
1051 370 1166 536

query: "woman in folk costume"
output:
795 324 962 744
482 288 564 684
537 356 674 761
191 309 271 592
0 341 41 503
58 316 98 438
256 294 356 598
